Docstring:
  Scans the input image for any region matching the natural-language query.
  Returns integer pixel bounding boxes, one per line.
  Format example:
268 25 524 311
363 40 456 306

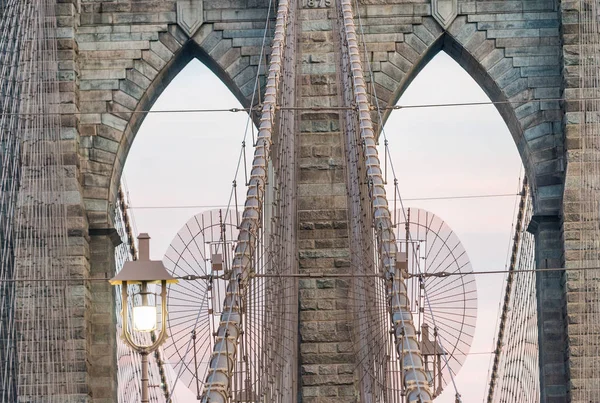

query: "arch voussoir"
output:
79 6 273 230
356 4 564 215
371 6 564 217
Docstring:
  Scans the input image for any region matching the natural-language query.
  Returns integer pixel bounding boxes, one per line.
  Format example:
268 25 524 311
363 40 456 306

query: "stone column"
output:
296 1 359 401
88 229 121 402
529 215 568 402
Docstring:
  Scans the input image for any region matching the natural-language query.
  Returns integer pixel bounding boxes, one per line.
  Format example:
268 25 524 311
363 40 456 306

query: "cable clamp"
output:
180 274 208 281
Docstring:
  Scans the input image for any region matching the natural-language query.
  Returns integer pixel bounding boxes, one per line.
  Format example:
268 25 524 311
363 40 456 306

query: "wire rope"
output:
4 96 600 116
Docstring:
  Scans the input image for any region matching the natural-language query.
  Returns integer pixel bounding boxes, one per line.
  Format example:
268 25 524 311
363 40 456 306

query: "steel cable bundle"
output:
0 0 76 401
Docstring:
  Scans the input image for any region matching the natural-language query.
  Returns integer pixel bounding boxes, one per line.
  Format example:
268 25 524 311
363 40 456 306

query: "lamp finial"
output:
138 233 150 261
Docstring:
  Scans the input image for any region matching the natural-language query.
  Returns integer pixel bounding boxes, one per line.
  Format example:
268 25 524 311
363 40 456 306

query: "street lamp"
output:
110 233 178 403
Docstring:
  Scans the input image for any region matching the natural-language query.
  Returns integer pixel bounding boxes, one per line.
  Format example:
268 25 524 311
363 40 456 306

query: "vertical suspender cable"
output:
0 1 24 400
486 178 528 402
338 1 433 401
200 1 291 402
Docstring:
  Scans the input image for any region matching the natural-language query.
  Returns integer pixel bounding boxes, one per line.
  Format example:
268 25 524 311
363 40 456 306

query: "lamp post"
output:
110 233 178 403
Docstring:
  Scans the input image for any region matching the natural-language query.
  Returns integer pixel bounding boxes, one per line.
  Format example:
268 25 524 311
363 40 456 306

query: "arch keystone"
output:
432 0 457 29
177 0 204 37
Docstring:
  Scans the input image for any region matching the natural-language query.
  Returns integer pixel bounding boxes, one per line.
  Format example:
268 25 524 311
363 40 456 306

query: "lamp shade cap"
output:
109 260 178 285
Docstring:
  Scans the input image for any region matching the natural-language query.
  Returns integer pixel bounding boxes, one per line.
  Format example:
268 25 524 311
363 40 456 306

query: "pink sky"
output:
124 52 522 402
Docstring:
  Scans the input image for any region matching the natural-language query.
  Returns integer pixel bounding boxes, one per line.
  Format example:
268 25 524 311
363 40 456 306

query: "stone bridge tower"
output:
42 0 590 401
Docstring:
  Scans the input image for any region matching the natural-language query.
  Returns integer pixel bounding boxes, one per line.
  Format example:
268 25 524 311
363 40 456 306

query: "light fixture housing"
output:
109 233 178 353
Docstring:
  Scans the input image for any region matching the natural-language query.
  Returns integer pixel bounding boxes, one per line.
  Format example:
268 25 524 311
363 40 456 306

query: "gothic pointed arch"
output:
79 22 269 228
357 12 567 400
366 15 563 217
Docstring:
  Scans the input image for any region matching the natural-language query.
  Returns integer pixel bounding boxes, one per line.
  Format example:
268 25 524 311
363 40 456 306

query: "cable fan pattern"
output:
394 207 478 397
490 188 540 403
162 210 238 398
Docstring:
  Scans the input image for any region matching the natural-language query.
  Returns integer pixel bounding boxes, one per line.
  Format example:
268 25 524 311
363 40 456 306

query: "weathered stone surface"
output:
176 0 203 37
34 0 590 400
296 5 358 400
432 0 457 29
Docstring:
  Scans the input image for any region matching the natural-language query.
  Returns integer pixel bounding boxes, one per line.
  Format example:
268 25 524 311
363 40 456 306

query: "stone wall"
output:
560 0 600 401
72 0 566 225
63 1 274 400
296 4 358 401
75 1 273 229
47 0 578 400
354 1 564 216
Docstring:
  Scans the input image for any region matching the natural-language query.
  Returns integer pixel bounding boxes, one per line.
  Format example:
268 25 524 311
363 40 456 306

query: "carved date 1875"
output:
304 0 332 8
